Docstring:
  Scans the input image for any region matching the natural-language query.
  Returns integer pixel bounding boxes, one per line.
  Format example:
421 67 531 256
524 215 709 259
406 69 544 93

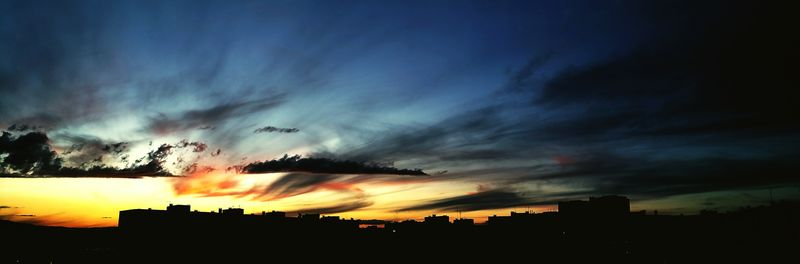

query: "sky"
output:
1 0 798 227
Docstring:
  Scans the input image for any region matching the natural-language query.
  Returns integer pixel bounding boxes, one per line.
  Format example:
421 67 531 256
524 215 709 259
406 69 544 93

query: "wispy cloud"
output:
147 96 285 135
254 126 299 134
399 189 533 212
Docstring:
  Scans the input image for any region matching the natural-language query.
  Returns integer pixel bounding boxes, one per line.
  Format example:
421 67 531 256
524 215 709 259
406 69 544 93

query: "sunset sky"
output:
1 0 798 227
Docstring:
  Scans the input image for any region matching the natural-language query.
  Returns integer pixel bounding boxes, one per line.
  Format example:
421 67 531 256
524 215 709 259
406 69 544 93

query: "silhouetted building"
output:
13 199 800 263
321 216 340 222
589 195 630 216
299 213 320 223
631 210 647 216
558 195 630 217
487 214 512 225
423 215 450 225
424 214 449 224
558 200 590 216
453 218 474 226
262 210 286 220
167 204 190 214
510 211 536 220
119 208 168 230
221 207 244 216
424 214 449 225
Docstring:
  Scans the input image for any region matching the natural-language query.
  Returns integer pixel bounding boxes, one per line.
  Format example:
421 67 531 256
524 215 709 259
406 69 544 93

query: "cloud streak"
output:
292 199 374 215
254 126 300 134
242 155 427 176
147 96 285 135
399 189 532 212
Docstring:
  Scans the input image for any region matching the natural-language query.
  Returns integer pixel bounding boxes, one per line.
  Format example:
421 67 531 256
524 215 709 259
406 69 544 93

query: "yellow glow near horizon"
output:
1 177 174 227
1 174 538 227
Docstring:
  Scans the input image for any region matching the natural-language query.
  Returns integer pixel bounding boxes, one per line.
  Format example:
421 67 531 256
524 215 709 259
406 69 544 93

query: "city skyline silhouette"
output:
4 195 798 262
2 0 798 262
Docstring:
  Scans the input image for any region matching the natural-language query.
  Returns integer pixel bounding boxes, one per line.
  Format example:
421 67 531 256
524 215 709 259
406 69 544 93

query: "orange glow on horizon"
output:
0 176 556 227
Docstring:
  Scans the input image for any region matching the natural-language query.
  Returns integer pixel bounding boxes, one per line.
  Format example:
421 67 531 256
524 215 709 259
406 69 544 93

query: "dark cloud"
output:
174 168 432 201
5 114 65 132
255 172 426 200
175 139 207 153
334 106 514 164
182 163 215 175
292 200 374 215
551 156 800 199
399 189 532 212
0 131 209 178
325 0 800 204
102 142 128 154
6 124 44 132
57 134 129 168
533 1 798 141
146 96 285 135
0 131 61 174
126 139 210 176
253 126 300 134
42 142 176 178
479 151 800 205
262 173 337 199
502 52 552 93
486 1 800 200
242 154 427 176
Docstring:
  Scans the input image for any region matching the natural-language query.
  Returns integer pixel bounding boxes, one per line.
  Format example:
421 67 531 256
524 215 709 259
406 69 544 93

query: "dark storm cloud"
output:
0 131 61 174
253 126 300 134
147 96 285 135
0 131 209 177
50 137 209 178
399 189 533 212
242 155 427 175
43 142 175 178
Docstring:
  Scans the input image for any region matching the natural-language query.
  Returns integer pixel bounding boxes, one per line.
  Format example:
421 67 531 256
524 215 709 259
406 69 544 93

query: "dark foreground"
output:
3 201 798 263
